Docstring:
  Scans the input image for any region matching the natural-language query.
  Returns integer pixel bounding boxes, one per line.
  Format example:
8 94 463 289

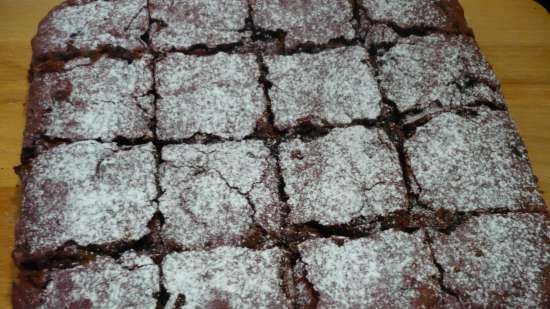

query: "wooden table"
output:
0 0 548 307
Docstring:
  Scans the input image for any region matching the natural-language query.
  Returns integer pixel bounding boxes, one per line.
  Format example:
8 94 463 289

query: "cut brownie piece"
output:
265 47 382 131
405 107 544 212
429 213 550 308
280 126 407 226
162 247 291 308
159 141 282 250
32 0 148 60
252 0 355 48
358 0 470 33
13 252 159 309
24 55 154 150
377 34 503 113
14 141 158 264
149 0 248 51
156 53 266 141
297 230 460 308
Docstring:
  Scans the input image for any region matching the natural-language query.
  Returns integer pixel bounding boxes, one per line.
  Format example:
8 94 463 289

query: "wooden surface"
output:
0 0 549 307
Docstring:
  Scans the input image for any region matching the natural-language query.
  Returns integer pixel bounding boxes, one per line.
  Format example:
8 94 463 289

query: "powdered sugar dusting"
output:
280 126 407 225
156 53 266 141
16 141 158 257
27 55 154 144
252 0 355 48
299 230 457 308
430 213 550 307
405 107 544 212
38 252 159 308
159 140 281 249
377 34 503 113
150 0 248 50
360 0 449 29
265 47 382 130
162 247 291 308
33 0 148 58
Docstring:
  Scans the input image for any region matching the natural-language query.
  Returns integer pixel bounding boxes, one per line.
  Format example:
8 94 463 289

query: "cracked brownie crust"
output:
15 0 549 308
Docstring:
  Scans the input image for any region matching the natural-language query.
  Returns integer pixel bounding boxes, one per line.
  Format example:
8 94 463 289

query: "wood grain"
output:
0 0 549 307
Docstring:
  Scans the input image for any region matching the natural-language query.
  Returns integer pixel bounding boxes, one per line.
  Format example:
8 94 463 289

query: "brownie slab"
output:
405 107 544 213
156 53 266 141
297 230 460 308
25 55 154 150
358 0 470 33
429 214 550 308
265 47 382 130
159 141 281 249
280 126 407 226
252 0 355 48
377 34 503 113
150 0 248 51
32 0 148 60
14 141 158 264
13 252 159 309
162 247 291 308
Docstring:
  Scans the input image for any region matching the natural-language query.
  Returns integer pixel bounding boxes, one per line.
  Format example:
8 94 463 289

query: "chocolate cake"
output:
15 0 549 308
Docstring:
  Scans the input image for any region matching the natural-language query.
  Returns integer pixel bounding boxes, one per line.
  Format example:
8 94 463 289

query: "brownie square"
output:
12 252 159 309
377 34 503 113
265 47 382 131
31 0 149 60
280 126 407 226
297 230 460 308
252 0 355 48
162 247 291 308
14 141 158 264
429 213 550 308
159 141 282 250
404 107 544 213
155 53 266 141
149 0 248 51
358 0 470 33
24 55 154 150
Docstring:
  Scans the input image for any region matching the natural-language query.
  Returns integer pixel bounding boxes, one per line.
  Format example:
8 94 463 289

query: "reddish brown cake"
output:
15 0 550 308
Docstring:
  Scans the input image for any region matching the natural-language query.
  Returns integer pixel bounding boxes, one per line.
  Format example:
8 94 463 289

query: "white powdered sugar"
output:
359 0 450 30
299 230 457 308
405 107 544 212
265 47 382 130
430 214 550 308
156 53 266 141
33 0 148 57
252 0 356 48
150 0 248 50
377 34 503 113
17 141 158 256
162 247 291 308
280 126 407 225
38 252 159 308
29 55 154 142
159 140 281 249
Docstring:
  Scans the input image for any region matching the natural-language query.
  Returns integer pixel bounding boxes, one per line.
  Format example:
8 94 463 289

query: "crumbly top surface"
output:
159 140 281 249
155 53 266 141
405 107 544 212
265 47 382 130
299 230 457 308
162 247 291 309
33 0 148 58
359 0 450 30
377 34 502 113
280 126 407 225
430 213 550 308
37 252 159 309
252 0 355 48
28 56 154 143
150 0 248 50
17 141 158 256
